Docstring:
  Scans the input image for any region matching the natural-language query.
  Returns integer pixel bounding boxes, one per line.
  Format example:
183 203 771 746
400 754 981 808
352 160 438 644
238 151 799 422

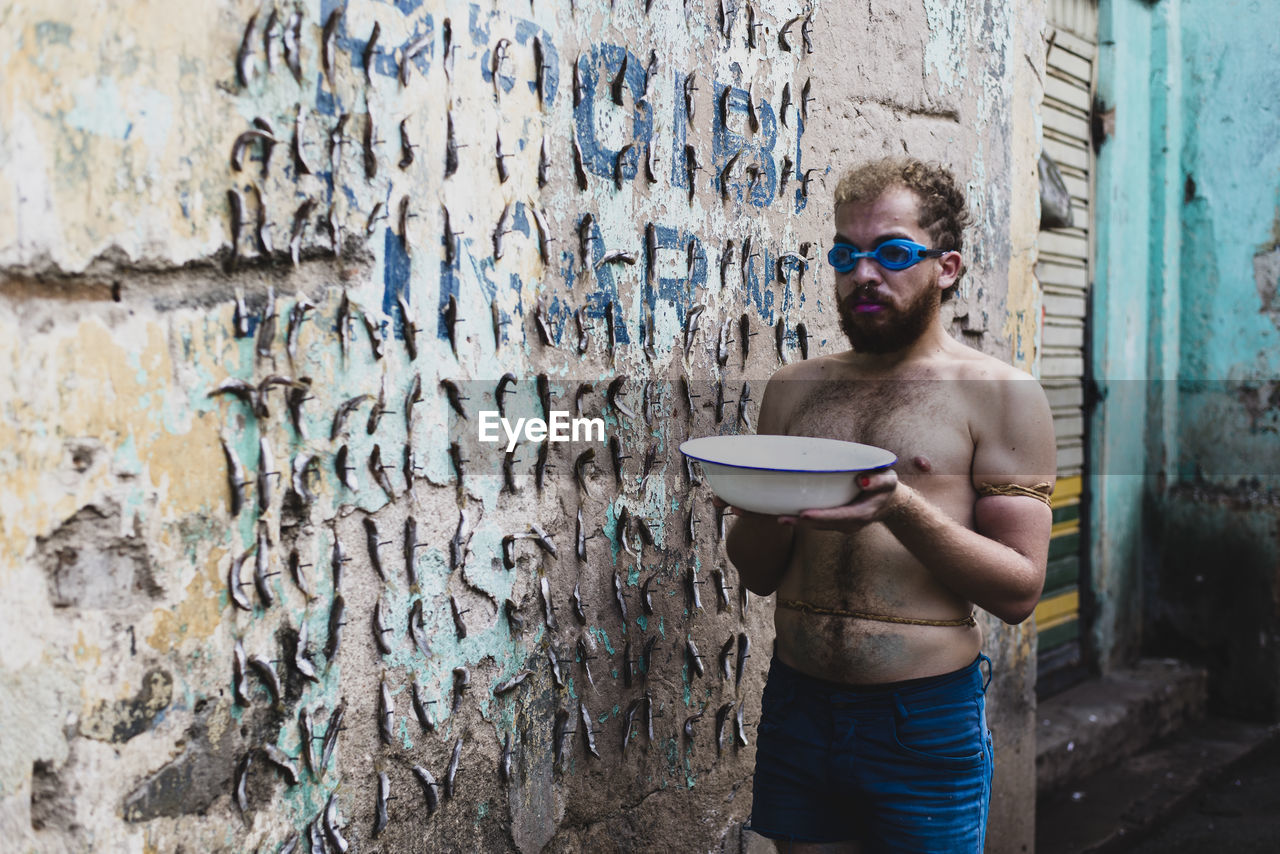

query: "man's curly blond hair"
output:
833 157 972 296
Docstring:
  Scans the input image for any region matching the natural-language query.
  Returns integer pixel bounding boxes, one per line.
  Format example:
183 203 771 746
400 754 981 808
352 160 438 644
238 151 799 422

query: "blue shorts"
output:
749 654 994 852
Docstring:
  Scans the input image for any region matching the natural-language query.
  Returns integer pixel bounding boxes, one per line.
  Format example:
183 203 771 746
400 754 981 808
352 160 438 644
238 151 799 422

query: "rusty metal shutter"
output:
1036 7 1096 695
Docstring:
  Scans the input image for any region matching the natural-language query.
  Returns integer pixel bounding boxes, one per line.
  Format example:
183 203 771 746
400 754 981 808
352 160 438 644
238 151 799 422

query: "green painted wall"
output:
1094 0 1280 717
1090 0 1158 672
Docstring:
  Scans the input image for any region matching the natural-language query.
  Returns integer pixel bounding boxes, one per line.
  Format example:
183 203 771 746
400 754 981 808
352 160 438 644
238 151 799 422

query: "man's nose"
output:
850 254 883 284
837 262 880 301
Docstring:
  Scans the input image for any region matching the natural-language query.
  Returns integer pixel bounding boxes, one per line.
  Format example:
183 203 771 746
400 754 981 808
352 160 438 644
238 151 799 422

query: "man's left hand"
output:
778 467 901 532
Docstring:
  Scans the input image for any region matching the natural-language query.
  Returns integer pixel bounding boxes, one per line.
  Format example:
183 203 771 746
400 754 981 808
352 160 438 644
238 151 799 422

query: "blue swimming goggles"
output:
827 239 948 272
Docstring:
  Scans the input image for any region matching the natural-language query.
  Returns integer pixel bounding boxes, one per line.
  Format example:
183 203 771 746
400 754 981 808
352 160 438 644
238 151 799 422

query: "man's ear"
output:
937 251 963 291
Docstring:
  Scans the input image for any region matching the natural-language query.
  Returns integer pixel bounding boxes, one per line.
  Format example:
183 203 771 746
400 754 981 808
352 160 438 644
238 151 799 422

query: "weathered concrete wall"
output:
0 1 1044 851
1092 0 1280 718
1150 0 1280 719
1090 0 1159 675
1173 0 1280 487
1147 489 1280 718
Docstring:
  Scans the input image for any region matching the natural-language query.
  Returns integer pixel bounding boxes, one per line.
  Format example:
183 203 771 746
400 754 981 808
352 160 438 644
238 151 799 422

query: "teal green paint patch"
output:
478 800 489 820
35 21 72 46
280 775 325 823
627 565 640 585
589 626 614 654
465 522 519 603
636 615 648 632
113 433 141 478
399 714 414 751
604 503 621 564
658 617 665 638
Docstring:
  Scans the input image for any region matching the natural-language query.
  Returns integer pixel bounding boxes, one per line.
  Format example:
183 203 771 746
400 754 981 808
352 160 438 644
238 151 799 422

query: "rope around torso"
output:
778 598 978 628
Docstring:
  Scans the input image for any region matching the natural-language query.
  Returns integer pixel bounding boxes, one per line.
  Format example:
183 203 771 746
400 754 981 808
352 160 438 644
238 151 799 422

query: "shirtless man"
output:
728 157 1056 852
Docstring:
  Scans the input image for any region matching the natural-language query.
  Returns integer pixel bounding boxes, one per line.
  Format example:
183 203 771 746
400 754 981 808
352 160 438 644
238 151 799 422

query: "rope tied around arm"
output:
975 482 1053 506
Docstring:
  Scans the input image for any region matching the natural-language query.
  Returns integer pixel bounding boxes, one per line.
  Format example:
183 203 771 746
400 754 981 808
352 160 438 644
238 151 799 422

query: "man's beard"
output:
837 275 940 354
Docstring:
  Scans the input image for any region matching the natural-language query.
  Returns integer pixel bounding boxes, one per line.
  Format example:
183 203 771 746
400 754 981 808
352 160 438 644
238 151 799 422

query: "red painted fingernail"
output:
858 475 870 488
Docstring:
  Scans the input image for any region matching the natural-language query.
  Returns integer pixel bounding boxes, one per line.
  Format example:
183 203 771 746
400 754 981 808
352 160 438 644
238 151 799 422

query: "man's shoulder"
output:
757 354 849 431
937 343 1051 430
944 346 1055 473
940 341 1035 383
765 353 849 387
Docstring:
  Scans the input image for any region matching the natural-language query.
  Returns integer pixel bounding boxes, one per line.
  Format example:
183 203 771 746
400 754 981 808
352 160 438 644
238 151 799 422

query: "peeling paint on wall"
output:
923 0 972 95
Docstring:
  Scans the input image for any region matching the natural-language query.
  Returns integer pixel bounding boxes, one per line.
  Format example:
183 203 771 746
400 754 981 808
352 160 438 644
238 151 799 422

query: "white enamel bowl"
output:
679 435 897 515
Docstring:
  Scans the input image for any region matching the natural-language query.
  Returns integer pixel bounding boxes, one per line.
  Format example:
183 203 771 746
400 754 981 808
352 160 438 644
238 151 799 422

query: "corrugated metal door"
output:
1035 2 1096 695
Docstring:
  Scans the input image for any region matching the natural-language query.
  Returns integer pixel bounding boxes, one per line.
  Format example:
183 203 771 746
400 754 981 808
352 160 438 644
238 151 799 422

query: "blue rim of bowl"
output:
678 438 897 474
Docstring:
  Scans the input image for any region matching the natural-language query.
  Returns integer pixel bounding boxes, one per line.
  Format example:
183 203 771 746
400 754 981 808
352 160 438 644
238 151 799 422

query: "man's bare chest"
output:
785 379 974 478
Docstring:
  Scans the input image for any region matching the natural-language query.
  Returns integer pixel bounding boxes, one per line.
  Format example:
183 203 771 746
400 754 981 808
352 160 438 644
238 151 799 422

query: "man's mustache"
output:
841 288 888 310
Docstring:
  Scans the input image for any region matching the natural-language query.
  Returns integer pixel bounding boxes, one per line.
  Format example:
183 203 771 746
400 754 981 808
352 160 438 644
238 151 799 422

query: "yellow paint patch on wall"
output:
1003 5 1049 374
1053 475 1083 504
1051 517 1081 537
203 697 232 751
0 1 239 271
73 630 102 670
0 311 224 568
142 416 223 518
54 318 223 515
1034 589 1079 625
147 546 226 652
0 317 113 566
0 463 48 567
56 319 147 438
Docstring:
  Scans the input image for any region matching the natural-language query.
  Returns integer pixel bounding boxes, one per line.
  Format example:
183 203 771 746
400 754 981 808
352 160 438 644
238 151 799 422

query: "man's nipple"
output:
912 455 933 472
